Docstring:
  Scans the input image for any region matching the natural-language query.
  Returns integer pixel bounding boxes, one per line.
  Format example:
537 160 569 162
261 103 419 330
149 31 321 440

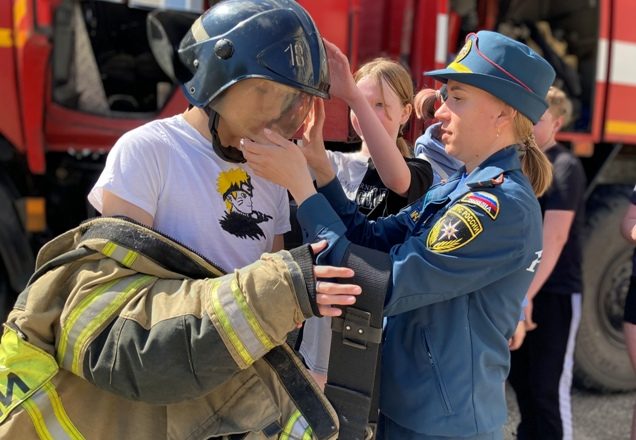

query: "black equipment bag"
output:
324 244 391 440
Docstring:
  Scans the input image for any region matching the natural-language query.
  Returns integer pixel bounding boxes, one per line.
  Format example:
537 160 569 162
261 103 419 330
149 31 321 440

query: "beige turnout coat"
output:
0 217 338 439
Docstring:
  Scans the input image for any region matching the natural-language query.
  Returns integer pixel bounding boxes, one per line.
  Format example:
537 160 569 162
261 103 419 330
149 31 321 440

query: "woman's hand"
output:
523 300 538 331
310 240 361 317
324 39 359 104
301 98 335 186
241 129 316 205
508 320 527 351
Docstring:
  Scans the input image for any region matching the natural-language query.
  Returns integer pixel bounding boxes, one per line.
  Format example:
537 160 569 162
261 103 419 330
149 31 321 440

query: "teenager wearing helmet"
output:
0 2 376 439
89 0 329 272
241 31 556 438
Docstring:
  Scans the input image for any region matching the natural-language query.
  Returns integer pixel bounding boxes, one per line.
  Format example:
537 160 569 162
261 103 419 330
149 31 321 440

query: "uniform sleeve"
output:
65 250 315 404
298 182 541 317
87 126 164 217
297 177 415 255
630 184 636 204
405 158 434 203
542 153 586 212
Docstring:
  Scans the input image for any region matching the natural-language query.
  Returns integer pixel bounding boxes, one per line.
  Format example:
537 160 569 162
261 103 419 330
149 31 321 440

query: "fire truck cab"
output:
1 0 635 392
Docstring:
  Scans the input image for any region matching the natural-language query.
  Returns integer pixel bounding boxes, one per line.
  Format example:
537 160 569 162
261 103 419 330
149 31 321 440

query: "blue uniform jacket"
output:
296 146 543 437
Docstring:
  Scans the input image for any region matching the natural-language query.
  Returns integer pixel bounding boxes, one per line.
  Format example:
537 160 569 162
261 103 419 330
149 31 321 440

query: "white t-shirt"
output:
88 114 290 273
326 150 369 201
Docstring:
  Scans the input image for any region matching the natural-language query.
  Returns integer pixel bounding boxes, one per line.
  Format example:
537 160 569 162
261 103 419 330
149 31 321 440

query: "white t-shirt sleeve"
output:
88 126 164 217
274 186 291 235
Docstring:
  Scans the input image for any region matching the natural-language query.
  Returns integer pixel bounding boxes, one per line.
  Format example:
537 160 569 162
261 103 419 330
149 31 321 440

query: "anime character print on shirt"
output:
426 191 499 253
217 168 273 240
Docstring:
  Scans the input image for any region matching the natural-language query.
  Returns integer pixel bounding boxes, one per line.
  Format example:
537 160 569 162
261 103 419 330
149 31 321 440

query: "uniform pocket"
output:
421 327 454 415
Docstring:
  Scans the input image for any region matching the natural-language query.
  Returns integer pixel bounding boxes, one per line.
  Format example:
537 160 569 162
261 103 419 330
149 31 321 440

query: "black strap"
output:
324 244 391 440
264 346 338 440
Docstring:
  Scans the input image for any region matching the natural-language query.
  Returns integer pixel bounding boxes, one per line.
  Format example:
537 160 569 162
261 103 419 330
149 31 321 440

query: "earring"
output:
496 127 500 138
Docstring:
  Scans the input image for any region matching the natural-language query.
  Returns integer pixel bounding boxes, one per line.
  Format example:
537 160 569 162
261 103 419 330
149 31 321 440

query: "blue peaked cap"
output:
425 31 556 123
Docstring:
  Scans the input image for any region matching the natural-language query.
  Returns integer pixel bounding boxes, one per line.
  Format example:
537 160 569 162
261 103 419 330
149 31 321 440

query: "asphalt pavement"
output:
504 383 635 439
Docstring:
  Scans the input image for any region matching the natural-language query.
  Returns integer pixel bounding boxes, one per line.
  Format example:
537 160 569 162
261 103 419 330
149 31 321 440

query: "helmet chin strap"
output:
206 107 246 163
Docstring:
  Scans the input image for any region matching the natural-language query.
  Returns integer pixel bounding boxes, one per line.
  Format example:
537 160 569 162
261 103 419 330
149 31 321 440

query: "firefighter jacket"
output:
0 217 339 440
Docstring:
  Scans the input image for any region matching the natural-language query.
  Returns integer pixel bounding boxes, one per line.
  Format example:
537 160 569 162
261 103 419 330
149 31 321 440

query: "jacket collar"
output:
425 146 521 204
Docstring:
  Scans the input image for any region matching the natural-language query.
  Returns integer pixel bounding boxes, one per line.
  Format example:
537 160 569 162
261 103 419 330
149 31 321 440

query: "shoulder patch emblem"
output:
460 191 500 220
426 204 483 253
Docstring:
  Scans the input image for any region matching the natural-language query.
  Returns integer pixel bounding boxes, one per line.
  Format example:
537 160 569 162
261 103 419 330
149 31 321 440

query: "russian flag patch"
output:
460 191 500 220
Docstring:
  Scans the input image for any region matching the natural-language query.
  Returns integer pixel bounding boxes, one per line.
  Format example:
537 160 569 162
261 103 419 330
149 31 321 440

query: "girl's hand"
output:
301 99 335 185
324 39 359 104
240 129 316 205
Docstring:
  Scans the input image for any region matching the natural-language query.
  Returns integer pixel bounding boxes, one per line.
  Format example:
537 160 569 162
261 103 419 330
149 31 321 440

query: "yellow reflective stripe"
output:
228 279 275 352
210 280 254 367
280 410 301 440
23 398 53 440
27 384 84 439
280 409 312 440
0 28 12 48
303 426 314 440
101 242 139 268
70 275 152 374
102 242 116 257
209 277 277 368
0 328 58 423
56 279 120 367
56 275 153 374
122 250 138 267
41 383 85 439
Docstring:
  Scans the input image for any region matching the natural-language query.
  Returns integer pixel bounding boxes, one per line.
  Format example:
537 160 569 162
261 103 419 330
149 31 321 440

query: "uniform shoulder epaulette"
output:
466 173 504 189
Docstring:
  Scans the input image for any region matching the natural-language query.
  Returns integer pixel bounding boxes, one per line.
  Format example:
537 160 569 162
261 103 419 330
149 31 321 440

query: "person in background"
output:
242 30 556 439
297 52 433 388
621 184 636 440
414 86 464 185
508 86 586 440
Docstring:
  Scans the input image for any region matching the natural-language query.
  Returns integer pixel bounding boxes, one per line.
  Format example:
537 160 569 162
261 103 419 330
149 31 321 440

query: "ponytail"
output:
513 113 553 196
414 88 438 121
396 135 412 158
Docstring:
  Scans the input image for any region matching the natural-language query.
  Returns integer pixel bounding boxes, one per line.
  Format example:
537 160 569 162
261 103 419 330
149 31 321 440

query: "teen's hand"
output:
241 129 316 205
310 240 360 317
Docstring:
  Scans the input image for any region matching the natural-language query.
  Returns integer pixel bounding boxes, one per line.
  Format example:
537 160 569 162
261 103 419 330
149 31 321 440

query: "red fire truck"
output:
1 0 635 392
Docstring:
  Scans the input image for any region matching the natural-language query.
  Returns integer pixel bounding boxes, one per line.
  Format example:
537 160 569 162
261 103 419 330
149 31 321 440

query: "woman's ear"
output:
495 105 517 132
400 102 413 125
553 115 564 133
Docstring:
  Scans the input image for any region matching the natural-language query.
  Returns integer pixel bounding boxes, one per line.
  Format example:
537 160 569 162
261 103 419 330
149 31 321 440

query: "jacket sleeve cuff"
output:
288 245 321 318
296 191 350 268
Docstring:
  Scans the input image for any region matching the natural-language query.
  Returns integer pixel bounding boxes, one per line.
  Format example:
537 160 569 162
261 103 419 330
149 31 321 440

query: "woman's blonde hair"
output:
546 86 573 128
354 58 414 157
513 113 553 196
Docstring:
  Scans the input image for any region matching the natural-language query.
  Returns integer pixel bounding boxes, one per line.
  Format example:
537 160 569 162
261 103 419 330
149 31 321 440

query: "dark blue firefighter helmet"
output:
178 0 330 108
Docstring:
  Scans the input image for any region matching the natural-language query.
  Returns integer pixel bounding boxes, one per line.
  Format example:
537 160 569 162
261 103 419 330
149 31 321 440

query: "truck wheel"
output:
574 184 636 392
